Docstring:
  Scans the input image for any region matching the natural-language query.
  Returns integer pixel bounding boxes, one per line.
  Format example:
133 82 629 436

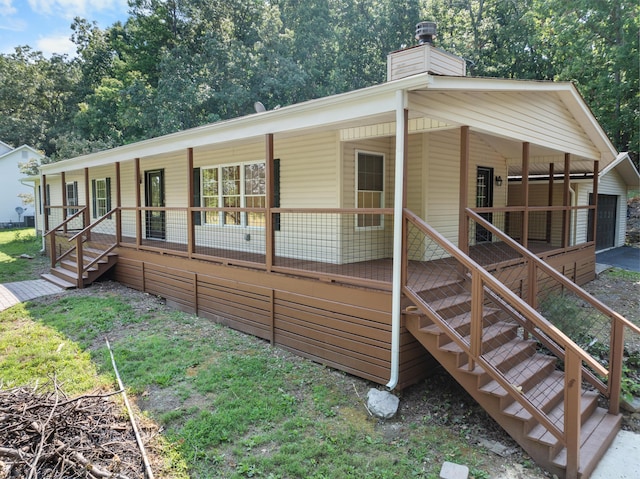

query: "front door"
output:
145 169 165 240
475 167 494 243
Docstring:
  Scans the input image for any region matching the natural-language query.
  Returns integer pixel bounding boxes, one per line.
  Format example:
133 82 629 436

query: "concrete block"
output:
439 461 469 479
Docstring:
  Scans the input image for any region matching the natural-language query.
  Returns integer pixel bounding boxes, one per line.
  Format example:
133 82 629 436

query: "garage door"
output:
588 194 617 250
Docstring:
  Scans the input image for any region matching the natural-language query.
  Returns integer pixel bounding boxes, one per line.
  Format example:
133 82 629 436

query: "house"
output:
0 141 44 227
34 24 639 478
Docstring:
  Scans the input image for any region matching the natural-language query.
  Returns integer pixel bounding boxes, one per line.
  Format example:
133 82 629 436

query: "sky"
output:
0 0 129 57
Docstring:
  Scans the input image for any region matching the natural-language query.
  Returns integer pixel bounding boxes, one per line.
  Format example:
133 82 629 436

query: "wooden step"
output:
479 354 557 402
441 321 519 356
40 273 76 289
551 407 622 478
502 370 565 423
461 339 538 379
428 292 472 318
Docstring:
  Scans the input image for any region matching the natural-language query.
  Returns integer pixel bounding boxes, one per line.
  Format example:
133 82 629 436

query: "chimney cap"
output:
416 21 437 44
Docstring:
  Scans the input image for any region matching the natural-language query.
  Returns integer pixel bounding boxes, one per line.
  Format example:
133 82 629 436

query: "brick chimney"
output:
387 22 466 81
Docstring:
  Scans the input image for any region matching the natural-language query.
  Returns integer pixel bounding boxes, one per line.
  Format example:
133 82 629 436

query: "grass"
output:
0 290 509 479
0 227 48 282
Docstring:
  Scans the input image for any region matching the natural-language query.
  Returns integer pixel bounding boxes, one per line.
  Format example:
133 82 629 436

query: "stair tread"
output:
428 292 472 311
479 354 556 396
41 273 76 289
527 390 601 445
462 339 537 373
440 322 518 354
420 308 502 336
552 408 621 474
51 266 88 280
502 371 565 419
61 259 98 272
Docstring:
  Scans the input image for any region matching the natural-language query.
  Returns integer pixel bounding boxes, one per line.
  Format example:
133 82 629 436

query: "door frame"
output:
475 166 494 243
144 169 166 240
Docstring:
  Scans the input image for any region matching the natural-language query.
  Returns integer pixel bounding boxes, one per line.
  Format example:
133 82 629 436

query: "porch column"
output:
84 168 90 239
265 134 274 272
135 158 142 248
388 89 408 390
61 171 67 226
458 126 470 254
591 160 599 245
115 162 122 243
42 174 48 233
546 163 554 244
187 148 194 258
562 154 571 248
521 142 530 249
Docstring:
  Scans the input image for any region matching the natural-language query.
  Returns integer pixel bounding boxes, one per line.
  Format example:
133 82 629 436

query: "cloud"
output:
27 0 128 19
0 0 17 16
36 33 76 56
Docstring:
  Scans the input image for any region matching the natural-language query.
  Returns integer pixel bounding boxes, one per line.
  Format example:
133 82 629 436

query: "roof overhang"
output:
599 152 640 187
40 72 619 176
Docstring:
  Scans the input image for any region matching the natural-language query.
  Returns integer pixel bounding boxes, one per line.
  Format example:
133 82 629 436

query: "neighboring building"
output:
34 25 637 478
0 140 44 227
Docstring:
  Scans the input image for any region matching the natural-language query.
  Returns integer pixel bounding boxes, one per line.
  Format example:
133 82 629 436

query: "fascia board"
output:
40 76 427 175
600 152 640 186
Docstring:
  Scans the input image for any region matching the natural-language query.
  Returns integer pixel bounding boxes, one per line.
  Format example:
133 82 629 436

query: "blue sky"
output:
0 0 129 56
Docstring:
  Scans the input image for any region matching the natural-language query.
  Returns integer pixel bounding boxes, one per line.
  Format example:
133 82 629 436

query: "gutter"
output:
387 89 407 390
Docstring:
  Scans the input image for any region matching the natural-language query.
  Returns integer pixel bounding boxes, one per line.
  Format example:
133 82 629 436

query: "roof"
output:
600 152 640 187
0 144 44 161
39 72 619 176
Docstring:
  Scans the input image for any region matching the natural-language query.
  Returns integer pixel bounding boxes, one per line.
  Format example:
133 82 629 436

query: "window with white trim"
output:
356 151 384 228
201 161 266 227
92 178 111 218
66 181 78 215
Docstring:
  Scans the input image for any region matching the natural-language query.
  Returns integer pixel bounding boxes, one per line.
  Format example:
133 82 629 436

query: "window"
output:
66 182 78 215
92 178 111 218
356 152 384 228
200 162 266 227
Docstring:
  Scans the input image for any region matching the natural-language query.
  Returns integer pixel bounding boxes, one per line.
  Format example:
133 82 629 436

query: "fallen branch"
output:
106 337 155 479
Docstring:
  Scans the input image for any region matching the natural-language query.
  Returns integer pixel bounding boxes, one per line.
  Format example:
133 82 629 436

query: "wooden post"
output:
591 160 599 245
115 162 122 244
187 148 194 258
546 163 554 244
76 236 84 289
84 168 90 240
469 269 484 370
61 171 67 232
521 142 530 249
562 154 571 248
564 348 582 479
135 158 142 248
458 126 470 254
265 134 274 272
609 318 623 415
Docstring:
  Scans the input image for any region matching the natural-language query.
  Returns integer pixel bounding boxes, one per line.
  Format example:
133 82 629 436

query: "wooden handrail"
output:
405 209 607 377
43 207 86 237
68 207 119 242
466 208 640 336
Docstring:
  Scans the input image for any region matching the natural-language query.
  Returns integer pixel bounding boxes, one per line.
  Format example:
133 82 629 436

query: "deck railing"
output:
465 208 640 412
402 208 622 476
44 207 119 288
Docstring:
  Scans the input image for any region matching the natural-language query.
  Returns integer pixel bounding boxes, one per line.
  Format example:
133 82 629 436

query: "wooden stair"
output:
405 279 621 479
42 246 118 289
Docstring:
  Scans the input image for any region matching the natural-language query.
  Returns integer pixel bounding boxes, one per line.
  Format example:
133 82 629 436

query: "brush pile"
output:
0 381 145 479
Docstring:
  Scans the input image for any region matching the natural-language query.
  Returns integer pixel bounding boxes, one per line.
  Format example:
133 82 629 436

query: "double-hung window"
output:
356 151 384 228
201 162 265 227
92 178 111 218
66 182 78 215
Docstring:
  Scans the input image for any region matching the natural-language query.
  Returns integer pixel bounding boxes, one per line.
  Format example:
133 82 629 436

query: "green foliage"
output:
1 0 635 163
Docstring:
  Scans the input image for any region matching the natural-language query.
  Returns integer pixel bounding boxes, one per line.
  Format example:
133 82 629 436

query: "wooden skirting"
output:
111 248 433 388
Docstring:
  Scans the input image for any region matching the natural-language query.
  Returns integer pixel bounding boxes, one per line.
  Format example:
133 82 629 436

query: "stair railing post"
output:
76 236 84 289
469 269 484 370
608 319 624 415
49 232 57 268
564 348 581 479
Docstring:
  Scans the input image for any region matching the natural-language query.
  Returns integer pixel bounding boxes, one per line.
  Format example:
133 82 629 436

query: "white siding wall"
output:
598 169 628 248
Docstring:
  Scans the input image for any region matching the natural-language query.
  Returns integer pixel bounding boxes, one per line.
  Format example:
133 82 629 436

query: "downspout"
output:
387 89 407 390
38 172 46 252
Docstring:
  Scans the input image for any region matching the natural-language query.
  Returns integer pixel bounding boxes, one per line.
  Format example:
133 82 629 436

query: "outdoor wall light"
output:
495 176 503 187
